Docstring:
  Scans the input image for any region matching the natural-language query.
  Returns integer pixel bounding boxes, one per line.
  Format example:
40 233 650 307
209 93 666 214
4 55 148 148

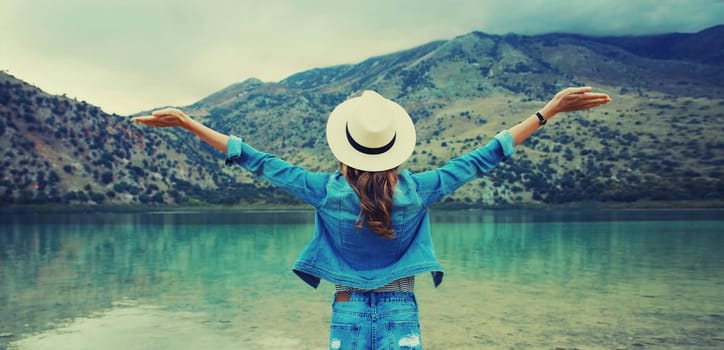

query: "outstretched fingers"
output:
558 86 592 99
568 86 593 95
131 114 176 127
577 94 612 110
131 115 153 124
584 93 613 105
152 108 182 116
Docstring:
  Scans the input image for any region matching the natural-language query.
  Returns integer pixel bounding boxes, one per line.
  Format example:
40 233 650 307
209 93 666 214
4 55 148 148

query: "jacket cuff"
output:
224 135 243 166
494 130 515 160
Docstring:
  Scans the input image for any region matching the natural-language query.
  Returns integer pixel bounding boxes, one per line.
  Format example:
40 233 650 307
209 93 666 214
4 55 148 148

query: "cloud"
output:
1 0 722 114
475 0 723 36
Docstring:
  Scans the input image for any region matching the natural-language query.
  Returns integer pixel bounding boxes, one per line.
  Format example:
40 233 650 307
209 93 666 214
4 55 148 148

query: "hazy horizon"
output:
1 0 722 115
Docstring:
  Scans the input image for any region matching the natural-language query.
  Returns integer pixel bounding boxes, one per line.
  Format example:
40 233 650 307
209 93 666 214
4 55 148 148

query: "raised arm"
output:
132 108 330 207
509 87 612 146
131 108 229 153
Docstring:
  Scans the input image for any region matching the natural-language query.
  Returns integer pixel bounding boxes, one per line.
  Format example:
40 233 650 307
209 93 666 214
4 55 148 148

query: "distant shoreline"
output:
1 199 722 214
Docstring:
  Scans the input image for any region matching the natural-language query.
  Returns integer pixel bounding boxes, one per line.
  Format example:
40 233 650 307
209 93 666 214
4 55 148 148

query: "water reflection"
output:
0 211 317 338
0 209 722 349
432 213 723 290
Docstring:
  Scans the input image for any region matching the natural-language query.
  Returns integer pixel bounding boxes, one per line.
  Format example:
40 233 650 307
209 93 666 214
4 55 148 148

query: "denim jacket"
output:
225 131 515 289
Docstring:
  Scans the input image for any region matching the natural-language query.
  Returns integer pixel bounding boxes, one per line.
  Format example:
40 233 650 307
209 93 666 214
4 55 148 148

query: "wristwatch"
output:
536 112 547 126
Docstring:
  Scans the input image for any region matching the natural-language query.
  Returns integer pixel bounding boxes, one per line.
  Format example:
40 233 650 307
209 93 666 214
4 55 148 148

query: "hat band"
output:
345 123 396 155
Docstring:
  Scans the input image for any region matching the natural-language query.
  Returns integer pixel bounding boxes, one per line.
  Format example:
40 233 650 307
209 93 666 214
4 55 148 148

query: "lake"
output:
0 209 722 349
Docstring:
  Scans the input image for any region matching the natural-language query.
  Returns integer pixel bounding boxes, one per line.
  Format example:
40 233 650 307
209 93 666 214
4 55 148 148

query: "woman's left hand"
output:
541 87 612 118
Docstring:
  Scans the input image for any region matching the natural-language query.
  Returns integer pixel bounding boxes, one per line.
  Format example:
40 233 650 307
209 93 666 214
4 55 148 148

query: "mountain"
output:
0 74 279 206
586 24 724 64
1 26 723 208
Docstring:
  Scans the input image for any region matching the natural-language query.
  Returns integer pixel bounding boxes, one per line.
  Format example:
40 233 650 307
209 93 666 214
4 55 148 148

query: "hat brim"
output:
326 92 416 172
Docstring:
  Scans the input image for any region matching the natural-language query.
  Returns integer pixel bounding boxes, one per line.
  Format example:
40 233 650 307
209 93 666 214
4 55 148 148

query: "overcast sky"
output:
1 0 722 115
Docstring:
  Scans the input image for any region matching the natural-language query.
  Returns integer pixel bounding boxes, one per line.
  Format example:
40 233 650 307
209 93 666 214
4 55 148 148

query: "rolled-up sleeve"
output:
494 130 515 160
224 135 244 166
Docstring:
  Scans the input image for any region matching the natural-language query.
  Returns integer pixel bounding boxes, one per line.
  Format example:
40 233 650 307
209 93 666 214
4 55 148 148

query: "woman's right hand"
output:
131 108 191 129
132 107 230 153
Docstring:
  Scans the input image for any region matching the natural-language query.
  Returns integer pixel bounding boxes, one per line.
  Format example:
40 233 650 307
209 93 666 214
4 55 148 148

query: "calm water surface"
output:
0 209 722 349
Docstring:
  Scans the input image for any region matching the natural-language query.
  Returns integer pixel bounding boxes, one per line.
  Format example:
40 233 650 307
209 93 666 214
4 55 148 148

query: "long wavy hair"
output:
339 163 398 240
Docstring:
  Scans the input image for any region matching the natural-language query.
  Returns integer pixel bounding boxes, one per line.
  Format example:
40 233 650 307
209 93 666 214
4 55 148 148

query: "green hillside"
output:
1 27 723 208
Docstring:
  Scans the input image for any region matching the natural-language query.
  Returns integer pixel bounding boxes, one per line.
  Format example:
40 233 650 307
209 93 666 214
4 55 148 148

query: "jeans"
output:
329 292 422 350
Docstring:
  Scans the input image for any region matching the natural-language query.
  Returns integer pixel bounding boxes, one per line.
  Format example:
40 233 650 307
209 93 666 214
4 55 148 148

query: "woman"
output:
133 87 611 349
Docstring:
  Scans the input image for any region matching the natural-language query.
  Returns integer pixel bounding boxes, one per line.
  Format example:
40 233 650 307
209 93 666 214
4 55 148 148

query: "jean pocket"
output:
385 321 422 349
330 323 361 350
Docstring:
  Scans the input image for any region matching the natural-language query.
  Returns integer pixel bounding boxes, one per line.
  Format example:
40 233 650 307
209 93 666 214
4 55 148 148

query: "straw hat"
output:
326 90 416 172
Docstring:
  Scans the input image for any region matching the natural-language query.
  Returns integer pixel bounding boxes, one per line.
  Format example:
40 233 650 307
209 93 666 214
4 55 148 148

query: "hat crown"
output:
346 92 396 148
326 90 416 172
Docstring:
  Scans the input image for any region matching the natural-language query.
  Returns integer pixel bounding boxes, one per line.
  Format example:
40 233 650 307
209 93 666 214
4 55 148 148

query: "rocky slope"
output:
1 26 722 207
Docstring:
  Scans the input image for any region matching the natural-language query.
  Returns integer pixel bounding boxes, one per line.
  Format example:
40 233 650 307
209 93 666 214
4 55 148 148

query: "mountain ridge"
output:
1 26 723 207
